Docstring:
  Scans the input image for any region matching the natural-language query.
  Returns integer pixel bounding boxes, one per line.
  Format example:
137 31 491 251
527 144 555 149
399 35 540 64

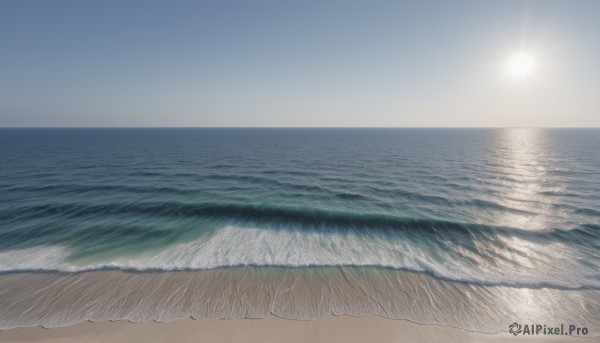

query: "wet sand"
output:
0 316 593 343
0 267 598 341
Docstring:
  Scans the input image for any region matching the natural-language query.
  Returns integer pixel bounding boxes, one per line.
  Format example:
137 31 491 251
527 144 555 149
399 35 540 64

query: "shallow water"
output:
1 267 598 334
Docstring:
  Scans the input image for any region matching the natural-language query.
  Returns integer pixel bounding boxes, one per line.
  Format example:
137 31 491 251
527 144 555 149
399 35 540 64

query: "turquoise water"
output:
1 128 598 289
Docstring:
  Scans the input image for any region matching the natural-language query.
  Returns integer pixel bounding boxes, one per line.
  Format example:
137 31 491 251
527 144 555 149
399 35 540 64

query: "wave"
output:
0 222 598 290
2 201 597 239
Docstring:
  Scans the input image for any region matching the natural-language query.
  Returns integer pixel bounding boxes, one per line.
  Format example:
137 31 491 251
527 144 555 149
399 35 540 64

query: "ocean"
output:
0 128 598 334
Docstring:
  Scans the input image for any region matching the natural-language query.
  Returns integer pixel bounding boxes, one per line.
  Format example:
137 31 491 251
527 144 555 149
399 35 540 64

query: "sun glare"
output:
506 52 536 79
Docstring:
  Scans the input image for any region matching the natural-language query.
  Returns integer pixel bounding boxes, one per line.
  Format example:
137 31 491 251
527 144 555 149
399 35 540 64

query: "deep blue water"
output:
0 128 599 289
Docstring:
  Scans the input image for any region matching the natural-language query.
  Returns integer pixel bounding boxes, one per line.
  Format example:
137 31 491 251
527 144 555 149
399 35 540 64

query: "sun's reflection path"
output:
474 129 595 321
492 128 553 231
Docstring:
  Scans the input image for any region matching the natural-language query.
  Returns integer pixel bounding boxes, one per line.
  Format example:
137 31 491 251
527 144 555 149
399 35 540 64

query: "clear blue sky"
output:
1 0 598 127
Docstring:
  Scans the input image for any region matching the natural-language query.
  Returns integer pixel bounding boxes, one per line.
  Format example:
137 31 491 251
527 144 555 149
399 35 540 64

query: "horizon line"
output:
1 126 599 129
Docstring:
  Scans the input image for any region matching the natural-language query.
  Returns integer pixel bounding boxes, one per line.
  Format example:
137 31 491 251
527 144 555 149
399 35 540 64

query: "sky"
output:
0 0 598 127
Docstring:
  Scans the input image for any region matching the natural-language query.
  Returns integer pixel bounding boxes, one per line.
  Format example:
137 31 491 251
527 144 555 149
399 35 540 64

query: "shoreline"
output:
0 316 593 343
0 267 598 336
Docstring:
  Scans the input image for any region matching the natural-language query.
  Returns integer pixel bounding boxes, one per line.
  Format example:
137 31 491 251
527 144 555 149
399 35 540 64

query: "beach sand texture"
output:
0 316 594 343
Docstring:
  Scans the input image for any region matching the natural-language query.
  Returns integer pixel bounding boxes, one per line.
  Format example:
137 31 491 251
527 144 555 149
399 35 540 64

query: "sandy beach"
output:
0 316 595 343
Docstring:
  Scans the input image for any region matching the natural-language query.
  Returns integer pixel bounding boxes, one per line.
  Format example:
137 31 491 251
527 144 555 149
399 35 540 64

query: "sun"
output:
506 52 536 79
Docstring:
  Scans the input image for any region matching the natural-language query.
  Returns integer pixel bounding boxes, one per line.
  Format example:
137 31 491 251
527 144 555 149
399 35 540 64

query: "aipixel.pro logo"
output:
509 322 588 336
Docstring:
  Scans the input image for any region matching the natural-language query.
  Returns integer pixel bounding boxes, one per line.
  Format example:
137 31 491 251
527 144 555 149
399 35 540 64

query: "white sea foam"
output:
0 245 71 271
0 226 598 289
